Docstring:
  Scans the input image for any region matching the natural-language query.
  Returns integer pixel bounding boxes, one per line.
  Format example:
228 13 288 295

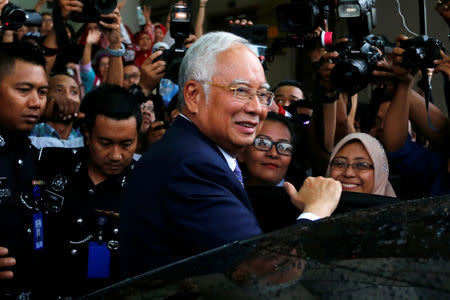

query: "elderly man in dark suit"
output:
120 31 342 277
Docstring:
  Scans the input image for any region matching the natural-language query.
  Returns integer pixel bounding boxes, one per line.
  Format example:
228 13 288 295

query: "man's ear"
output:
83 125 90 146
183 80 202 114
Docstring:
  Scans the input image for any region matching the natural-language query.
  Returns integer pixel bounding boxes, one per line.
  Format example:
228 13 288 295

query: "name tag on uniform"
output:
33 212 44 250
87 242 110 278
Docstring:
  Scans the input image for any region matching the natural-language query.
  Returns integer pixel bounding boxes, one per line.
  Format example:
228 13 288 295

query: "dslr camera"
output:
330 34 385 95
70 0 117 23
399 35 445 70
154 4 191 83
229 23 268 64
337 0 377 39
276 0 335 49
1 3 42 31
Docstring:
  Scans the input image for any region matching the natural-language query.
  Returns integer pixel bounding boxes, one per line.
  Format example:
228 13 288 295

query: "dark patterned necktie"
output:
233 161 244 187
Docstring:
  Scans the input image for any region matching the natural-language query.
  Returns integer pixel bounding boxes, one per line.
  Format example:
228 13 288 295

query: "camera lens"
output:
2 4 26 30
94 0 117 14
331 59 370 95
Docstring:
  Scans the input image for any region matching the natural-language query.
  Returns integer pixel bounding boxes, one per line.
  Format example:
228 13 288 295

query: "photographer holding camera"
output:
375 36 449 196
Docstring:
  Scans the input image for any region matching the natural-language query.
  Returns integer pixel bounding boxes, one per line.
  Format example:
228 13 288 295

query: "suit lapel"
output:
170 116 255 214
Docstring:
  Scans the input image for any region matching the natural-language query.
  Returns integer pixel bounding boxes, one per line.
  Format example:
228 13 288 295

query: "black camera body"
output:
399 35 444 70
1 3 42 31
330 34 385 95
338 0 377 39
70 0 117 23
170 4 191 43
153 4 191 83
229 24 268 64
277 0 334 34
275 0 335 51
229 24 268 46
128 84 148 104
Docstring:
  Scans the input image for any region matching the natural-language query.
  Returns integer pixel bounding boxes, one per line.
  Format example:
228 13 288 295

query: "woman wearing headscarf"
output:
326 132 396 197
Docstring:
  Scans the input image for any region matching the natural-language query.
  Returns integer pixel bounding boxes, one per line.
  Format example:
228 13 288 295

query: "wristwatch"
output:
107 43 126 57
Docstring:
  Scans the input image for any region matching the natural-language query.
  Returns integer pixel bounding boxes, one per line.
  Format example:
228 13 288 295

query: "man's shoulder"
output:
146 117 223 161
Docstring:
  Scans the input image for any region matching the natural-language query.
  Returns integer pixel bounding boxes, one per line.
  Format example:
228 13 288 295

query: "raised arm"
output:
100 8 124 86
194 0 208 37
375 45 413 152
42 0 83 74
142 5 154 43
408 88 448 146
34 0 49 13
81 29 101 66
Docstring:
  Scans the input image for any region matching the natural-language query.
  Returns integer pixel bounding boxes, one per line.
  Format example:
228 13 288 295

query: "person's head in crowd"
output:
40 12 53 36
94 53 109 80
154 24 166 43
177 31 271 156
140 99 156 133
86 22 98 31
367 86 393 142
80 84 142 183
240 112 295 186
46 73 81 118
326 133 396 197
31 72 81 140
436 0 450 27
0 42 48 132
274 80 306 108
123 62 141 90
136 31 152 52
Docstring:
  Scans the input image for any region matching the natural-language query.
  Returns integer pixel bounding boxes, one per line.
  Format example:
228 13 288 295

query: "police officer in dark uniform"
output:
45 84 141 297
0 41 60 299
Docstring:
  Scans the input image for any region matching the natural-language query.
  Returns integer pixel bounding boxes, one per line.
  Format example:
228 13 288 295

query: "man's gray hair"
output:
177 31 250 110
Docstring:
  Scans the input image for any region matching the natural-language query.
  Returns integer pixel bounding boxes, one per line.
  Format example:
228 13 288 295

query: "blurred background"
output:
14 0 450 113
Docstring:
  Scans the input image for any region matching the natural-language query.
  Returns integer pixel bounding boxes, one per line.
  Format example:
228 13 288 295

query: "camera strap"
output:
421 68 438 133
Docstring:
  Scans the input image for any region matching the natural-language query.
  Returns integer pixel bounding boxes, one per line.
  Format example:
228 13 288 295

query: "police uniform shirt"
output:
0 130 57 299
55 150 131 297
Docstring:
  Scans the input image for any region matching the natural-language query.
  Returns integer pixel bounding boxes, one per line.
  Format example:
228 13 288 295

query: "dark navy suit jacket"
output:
120 116 262 277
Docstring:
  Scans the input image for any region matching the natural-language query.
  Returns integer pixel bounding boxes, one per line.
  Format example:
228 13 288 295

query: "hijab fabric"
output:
325 133 397 197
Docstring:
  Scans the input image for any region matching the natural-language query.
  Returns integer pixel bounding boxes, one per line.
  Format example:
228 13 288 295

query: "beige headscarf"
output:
325 133 397 197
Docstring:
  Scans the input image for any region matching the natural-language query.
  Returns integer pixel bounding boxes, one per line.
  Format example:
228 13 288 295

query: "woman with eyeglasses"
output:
325 133 396 197
239 112 307 232
240 112 299 187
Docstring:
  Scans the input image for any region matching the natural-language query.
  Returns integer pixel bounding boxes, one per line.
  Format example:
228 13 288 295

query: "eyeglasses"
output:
202 81 274 107
140 104 154 113
253 137 294 156
275 96 305 105
330 159 374 172
124 73 140 80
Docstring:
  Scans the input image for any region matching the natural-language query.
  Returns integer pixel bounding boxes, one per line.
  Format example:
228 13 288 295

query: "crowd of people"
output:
0 0 449 298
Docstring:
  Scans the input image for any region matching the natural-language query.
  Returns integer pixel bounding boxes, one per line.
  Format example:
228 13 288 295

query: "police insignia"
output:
51 174 68 192
0 134 5 147
0 177 11 198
